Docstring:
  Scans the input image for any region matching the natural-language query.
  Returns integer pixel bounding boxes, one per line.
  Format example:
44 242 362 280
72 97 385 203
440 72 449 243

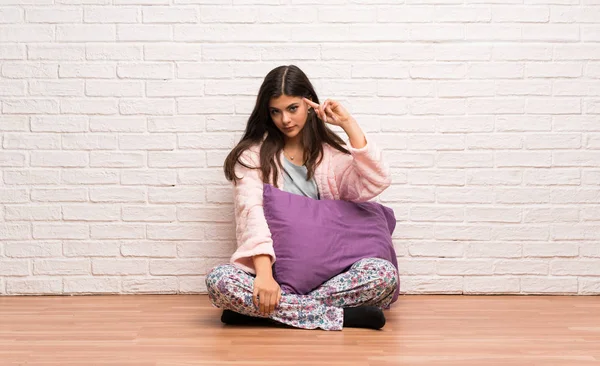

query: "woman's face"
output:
269 94 310 141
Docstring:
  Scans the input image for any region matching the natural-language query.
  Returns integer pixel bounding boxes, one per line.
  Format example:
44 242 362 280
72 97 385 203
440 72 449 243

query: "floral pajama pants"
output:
205 258 398 331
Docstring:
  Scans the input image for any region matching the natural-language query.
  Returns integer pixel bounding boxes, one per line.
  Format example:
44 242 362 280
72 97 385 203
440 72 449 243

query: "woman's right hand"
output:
253 274 281 316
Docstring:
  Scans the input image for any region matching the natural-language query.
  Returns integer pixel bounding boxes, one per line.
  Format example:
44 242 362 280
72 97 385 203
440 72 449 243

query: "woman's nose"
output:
282 112 292 123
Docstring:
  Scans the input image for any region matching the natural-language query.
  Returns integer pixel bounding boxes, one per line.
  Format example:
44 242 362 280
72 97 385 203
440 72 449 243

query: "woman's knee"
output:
360 258 398 292
205 264 235 291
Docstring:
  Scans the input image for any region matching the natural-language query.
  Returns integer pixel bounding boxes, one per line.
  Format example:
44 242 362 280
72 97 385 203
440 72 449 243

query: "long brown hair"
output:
224 65 349 187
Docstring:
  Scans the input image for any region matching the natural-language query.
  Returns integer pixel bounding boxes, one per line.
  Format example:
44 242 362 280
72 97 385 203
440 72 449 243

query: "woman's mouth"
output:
284 125 296 131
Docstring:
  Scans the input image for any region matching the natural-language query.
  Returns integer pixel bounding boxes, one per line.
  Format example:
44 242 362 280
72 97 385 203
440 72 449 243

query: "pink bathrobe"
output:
230 134 392 274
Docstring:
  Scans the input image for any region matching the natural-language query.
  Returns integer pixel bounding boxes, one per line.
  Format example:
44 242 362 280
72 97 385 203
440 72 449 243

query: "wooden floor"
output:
0 295 599 366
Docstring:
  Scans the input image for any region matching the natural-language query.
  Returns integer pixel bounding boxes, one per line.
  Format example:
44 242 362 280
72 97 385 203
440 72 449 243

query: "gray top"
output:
282 156 320 200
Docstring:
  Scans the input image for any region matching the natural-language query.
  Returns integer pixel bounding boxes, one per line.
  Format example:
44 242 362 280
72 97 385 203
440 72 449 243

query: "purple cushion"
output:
262 183 399 304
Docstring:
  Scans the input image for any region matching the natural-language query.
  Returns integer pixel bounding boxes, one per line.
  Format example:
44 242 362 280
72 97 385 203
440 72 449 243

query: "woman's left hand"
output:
303 97 354 127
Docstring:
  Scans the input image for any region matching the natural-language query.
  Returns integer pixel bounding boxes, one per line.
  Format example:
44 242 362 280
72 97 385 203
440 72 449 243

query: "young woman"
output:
205 65 397 331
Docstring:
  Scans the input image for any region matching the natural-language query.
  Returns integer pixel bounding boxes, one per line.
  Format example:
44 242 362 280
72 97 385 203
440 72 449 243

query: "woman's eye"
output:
271 110 278 115
289 106 297 112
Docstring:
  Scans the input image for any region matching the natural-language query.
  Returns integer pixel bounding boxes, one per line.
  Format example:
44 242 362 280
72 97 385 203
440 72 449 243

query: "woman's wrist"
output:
341 117 367 149
252 254 274 278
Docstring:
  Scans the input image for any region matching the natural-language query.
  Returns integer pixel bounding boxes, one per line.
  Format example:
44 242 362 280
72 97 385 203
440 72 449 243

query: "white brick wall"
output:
1 1 599 296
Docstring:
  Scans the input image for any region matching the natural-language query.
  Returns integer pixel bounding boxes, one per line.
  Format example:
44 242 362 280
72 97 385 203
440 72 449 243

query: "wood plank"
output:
0 295 598 365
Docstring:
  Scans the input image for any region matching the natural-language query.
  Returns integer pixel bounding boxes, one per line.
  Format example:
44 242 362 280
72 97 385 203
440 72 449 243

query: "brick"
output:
3 133 60 150
581 207 600 222
90 224 145 239
467 24 521 41
64 277 120 294
434 225 491 241
6 279 62 295
149 116 205 132
63 204 120 221
0 81 26 96
33 224 88 239
90 117 146 132
0 116 28 131
0 25 53 42
496 152 551 167
468 98 525 114
493 45 552 61
177 242 235 258
523 243 579 257
31 188 87 202
63 241 120 257
437 259 494 275
92 259 148 275
205 79 265 96
0 152 26 167
467 169 522 185
122 278 178 293
2 62 58 78
121 242 177 257
148 152 206 168
29 80 84 97
117 25 172 41
174 24 289 42
90 187 146 203
0 259 29 276
147 81 204 97
579 278 600 295
122 206 177 222
61 169 119 184
5 205 61 221
177 169 232 186
464 277 520 294
86 81 143 97
30 151 88 168
400 276 463 294
5 242 62 258
143 6 198 23
521 277 578 294
178 62 234 79
526 62 582 77
117 63 173 79
26 7 82 23
467 242 522 258
144 44 202 61
61 98 118 115
554 152 600 167
3 99 59 114
437 187 495 203
59 63 116 78
86 44 142 60
0 189 28 203
148 187 205 203
206 187 233 203
149 259 209 275
0 44 24 60
467 134 522 149
119 99 174 115
497 116 551 131
495 260 548 275
523 208 579 223
33 259 90 275
118 134 175 150
147 224 204 240
120 170 177 186
84 6 139 23
57 25 116 41
62 134 117 150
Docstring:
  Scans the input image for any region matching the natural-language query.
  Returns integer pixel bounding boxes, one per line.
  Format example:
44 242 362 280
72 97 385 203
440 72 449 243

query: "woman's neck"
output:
284 133 303 151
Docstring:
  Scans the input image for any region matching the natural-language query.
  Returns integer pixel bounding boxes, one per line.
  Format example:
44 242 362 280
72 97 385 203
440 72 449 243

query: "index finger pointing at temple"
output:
302 97 319 109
